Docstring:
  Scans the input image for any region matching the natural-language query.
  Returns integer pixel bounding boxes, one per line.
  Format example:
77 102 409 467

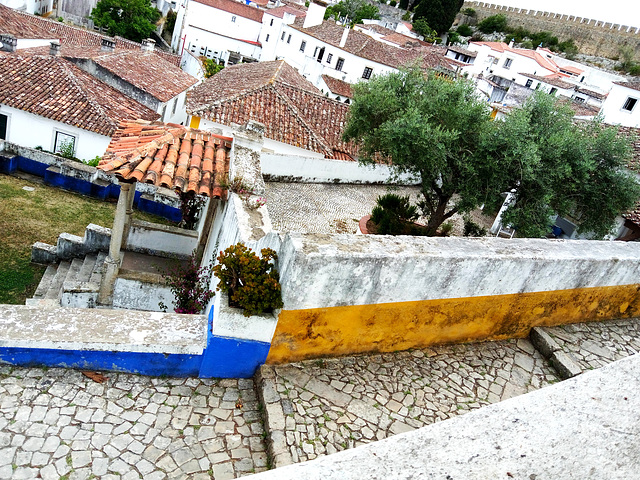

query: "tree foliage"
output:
343 67 640 238
477 14 507 34
202 58 224 78
412 18 438 43
412 0 463 34
325 0 380 25
91 0 161 42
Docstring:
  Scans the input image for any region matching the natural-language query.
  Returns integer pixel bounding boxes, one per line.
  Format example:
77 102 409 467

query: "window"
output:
336 57 344 71
503 58 513 69
623 97 638 112
281 32 285 40
0 113 7 140
525 79 533 88
313 46 319 57
287 34 291 44
573 96 585 103
362 67 373 79
270 19 274 26
549 87 558 95
265 34 270 42
53 131 76 155
300 40 306 52
326 53 333 63
172 97 178 115
231 16 236 22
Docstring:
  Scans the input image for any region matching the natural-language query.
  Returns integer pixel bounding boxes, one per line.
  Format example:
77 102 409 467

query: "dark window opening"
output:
362 67 373 79
525 79 533 88
336 57 344 71
623 97 637 111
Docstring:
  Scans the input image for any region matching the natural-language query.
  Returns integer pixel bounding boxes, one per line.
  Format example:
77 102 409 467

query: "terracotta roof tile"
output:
194 0 264 23
576 87 606 100
520 72 574 90
292 20 456 71
99 120 232 198
321 75 353 98
618 126 640 173
0 53 159 136
265 5 307 18
60 47 198 102
0 4 180 66
613 81 640 93
188 60 355 159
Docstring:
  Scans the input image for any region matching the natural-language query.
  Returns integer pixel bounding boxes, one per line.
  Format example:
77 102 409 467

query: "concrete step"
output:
65 258 84 284
76 254 97 283
32 264 58 299
44 261 71 300
90 252 107 285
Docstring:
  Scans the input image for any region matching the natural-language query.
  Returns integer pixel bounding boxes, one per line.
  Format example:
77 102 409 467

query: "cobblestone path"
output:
543 318 640 371
264 183 423 234
0 367 267 480
258 338 560 466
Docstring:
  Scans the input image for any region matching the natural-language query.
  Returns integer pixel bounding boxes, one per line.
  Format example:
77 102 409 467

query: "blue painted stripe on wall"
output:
0 154 18 174
17 157 49 177
0 347 203 377
199 335 271 379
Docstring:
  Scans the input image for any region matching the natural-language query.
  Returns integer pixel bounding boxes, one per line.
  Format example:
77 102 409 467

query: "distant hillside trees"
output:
325 0 380 26
91 0 161 43
412 0 464 34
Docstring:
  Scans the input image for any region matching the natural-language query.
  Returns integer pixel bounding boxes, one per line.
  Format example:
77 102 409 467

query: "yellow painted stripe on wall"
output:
189 116 201 129
266 284 640 364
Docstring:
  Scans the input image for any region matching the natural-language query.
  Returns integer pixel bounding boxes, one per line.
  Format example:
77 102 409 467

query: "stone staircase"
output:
27 252 107 308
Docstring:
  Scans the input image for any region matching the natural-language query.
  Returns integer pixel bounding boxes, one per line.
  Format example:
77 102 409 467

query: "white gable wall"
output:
0 104 111 161
599 84 640 128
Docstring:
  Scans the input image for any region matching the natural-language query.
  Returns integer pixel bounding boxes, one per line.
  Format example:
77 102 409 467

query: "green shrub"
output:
448 31 461 44
213 243 284 317
456 24 472 36
57 140 76 160
463 218 487 237
83 156 101 167
461 7 475 16
477 14 507 34
389 0 397 6
370 193 419 235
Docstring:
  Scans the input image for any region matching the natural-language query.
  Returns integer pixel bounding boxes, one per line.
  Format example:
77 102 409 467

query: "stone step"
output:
44 261 71 300
65 258 84 284
90 251 107 285
76 254 97 283
32 264 58 299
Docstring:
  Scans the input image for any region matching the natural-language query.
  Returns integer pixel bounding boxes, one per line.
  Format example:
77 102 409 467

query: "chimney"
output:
50 40 61 56
508 38 514 48
0 34 17 53
339 25 349 48
101 37 115 52
303 0 328 29
141 38 155 52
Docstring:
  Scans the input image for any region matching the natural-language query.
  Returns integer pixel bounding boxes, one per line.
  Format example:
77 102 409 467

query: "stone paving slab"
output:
542 317 640 371
0 366 267 480
259 338 560 467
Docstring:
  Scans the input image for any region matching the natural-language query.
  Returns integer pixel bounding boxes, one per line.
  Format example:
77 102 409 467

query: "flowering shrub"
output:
159 253 214 314
220 175 267 210
213 243 283 317
245 195 267 210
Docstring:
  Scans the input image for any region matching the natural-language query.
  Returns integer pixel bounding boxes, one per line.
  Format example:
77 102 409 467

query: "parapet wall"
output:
266 234 640 363
460 1 640 61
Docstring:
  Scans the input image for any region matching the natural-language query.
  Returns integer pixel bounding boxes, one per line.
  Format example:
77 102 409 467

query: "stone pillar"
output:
98 182 134 305
122 184 136 248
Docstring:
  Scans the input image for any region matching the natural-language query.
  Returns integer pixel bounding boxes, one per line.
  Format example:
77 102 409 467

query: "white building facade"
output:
599 82 640 128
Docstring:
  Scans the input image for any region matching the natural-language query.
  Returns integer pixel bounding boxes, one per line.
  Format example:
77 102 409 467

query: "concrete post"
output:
98 182 134 305
122 184 136 248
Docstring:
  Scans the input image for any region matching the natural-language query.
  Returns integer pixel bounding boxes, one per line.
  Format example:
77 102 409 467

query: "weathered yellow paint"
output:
266 284 640 364
189 116 201 129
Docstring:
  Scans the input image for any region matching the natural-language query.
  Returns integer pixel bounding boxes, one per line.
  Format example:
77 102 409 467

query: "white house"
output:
172 0 264 66
0 46 159 161
0 0 53 16
599 82 640 128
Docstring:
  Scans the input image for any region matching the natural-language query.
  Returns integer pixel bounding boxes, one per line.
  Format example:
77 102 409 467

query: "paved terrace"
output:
0 317 638 478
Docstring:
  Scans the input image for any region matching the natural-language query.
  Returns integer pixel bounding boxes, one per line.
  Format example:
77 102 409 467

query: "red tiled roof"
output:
0 4 180 66
321 75 353 98
99 120 232 198
355 23 396 36
0 53 159 136
380 32 422 47
576 87 606 101
292 20 456 71
520 73 574 90
471 41 558 73
188 60 356 160
613 81 640 93
618 126 640 173
265 5 307 18
194 0 264 23
446 45 477 57
60 47 198 102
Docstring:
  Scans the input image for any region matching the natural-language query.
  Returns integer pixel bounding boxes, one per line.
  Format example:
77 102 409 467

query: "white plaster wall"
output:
0 104 111 161
180 50 206 81
277 234 640 310
261 152 418 184
466 44 555 79
188 1 262 42
112 278 175 313
126 222 199 257
182 26 262 63
599 83 640 127
160 91 190 125
1 0 52 13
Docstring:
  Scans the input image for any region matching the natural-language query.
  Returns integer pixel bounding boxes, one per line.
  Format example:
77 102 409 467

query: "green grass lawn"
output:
0 173 176 305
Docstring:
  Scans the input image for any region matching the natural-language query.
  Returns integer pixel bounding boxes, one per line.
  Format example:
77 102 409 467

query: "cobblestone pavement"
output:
264 183 423 234
259 338 560 466
543 317 640 371
0 367 267 480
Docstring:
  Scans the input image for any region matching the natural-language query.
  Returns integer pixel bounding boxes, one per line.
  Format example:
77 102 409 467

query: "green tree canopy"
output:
91 0 161 43
343 67 640 238
412 0 463 34
412 18 438 43
325 0 380 26
477 14 507 34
